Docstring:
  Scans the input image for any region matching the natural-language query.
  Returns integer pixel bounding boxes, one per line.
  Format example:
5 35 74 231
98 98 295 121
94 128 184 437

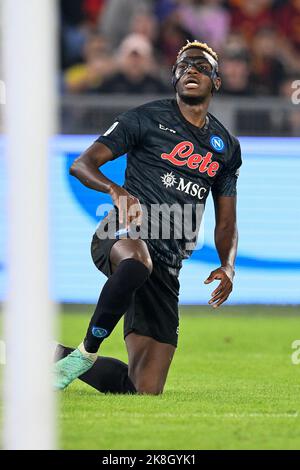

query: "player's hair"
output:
177 40 218 63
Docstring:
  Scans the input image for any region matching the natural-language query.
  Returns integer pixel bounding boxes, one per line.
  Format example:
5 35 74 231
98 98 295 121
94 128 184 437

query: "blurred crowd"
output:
60 0 300 98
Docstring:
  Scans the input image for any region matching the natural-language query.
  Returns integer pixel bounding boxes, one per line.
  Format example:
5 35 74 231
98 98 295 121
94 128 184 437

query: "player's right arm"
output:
70 142 142 227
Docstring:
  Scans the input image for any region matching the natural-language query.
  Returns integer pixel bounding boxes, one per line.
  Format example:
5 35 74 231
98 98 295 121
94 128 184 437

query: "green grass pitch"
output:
58 305 300 450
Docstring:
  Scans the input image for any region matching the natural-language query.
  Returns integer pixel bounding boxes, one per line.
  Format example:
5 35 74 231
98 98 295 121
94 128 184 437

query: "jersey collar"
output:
172 99 210 135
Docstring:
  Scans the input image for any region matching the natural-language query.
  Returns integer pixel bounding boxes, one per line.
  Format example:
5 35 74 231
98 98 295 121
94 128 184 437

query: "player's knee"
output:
136 383 163 396
131 252 153 275
111 239 153 274
133 375 164 395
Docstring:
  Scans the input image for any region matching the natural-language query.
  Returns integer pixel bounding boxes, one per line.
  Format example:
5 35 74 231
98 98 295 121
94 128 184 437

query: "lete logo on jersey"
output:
161 141 220 177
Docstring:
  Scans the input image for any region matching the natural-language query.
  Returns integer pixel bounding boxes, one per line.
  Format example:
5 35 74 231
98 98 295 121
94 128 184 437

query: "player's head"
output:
172 40 221 105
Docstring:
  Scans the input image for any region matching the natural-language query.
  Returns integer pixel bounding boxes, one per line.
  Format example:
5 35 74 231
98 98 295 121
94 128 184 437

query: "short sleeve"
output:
212 142 242 197
96 109 141 159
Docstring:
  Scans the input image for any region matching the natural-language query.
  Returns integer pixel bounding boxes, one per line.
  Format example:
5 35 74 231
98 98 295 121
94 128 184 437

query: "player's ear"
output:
214 76 221 92
171 63 178 89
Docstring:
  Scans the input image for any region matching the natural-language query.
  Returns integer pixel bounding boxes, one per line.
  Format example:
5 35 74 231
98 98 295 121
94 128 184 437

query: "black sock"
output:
55 344 136 394
84 258 150 353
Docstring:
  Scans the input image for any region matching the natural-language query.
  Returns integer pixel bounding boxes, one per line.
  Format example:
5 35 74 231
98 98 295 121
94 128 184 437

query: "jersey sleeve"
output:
211 142 242 197
95 109 141 159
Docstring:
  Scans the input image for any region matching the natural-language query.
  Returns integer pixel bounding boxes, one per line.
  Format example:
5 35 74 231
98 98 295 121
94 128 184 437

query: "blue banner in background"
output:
0 136 300 304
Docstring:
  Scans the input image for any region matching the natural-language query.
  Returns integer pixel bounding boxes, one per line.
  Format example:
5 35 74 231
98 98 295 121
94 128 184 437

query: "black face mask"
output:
172 55 219 91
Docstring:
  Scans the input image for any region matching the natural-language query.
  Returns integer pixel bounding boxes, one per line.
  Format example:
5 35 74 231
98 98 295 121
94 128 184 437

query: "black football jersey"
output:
96 99 242 272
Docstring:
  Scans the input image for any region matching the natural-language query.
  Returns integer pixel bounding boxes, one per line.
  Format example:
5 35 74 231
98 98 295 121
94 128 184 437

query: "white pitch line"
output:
92 412 299 419
208 413 299 419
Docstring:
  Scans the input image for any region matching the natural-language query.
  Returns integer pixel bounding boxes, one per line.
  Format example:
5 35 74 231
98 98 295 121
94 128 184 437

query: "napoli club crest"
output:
210 135 225 152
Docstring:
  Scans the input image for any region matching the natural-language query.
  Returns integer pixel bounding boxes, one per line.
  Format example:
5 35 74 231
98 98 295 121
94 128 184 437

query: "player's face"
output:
175 49 215 103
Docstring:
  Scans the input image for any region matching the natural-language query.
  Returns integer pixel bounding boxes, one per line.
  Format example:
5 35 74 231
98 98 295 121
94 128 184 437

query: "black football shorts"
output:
91 232 180 348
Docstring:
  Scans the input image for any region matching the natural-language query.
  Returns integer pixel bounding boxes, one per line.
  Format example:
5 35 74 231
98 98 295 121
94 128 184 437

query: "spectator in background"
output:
60 0 106 70
274 0 300 73
220 50 253 96
276 0 300 54
130 11 159 47
97 34 170 94
61 0 86 26
83 0 106 26
154 0 178 23
229 0 274 45
59 0 298 99
61 0 89 69
222 31 249 58
98 0 154 50
177 0 230 51
157 10 194 68
251 27 286 95
64 35 116 93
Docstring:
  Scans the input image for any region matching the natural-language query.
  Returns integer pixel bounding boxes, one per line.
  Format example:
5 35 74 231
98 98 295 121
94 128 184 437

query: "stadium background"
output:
1 0 300 305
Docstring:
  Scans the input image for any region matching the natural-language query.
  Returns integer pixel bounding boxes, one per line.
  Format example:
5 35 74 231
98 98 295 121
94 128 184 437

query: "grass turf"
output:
58 305 300 450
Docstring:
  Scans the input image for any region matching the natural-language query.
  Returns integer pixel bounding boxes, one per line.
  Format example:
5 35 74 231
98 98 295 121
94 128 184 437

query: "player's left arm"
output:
204 194 238 308
204 141 242 308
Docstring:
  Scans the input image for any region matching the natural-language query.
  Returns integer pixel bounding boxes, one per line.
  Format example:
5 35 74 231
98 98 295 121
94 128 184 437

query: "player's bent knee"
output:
136 384 163 396
130 241 153 274
111 239 153 274
131 252 153 274
132 375 165 395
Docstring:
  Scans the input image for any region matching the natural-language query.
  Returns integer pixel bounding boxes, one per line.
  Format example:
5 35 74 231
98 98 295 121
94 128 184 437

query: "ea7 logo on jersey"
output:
159 123 176 134
161 141 220 177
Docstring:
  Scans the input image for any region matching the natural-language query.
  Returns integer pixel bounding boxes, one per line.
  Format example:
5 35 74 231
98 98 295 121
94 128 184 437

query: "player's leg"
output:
54 265 178 395
54 237 153 390
123 257 180 394
54 250 179 395
84 238 153 352
126 333 176 395
54 336 175 395
54 344 136 394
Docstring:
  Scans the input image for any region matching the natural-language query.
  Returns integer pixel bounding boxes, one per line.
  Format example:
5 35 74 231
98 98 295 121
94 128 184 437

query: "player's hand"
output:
204 266 234 309
109 184 143 229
